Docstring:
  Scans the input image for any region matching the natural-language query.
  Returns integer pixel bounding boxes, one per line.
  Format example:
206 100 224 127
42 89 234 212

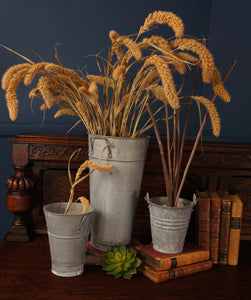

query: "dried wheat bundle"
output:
1 10 234 205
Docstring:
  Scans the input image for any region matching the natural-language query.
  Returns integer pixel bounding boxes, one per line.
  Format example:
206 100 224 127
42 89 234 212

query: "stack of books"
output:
135 242 212 283
196 191 243 265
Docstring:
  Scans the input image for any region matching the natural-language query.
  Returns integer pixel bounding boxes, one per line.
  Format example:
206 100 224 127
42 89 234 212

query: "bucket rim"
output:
88 132 150 141
43 202 95 216
145 196 195 210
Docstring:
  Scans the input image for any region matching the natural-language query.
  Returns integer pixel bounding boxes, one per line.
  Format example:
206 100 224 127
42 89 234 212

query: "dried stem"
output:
146 103 172 206
174 60 237 206
165 105 172 192
64 142 112 214
174 65 200 200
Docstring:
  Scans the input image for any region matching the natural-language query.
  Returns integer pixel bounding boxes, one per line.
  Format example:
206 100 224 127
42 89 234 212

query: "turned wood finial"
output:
6 169 33 213
6 167 34 242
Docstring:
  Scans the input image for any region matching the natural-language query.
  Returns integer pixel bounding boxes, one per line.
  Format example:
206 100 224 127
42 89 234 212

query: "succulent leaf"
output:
102 244 142 279
107 250 115 260
112 246 119 254
119 244 127 258
115 251 122 261
102 262 120 271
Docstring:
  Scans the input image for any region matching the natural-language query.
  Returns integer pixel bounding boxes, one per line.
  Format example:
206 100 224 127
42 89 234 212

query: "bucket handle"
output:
89 136 112 159
144 193 151 205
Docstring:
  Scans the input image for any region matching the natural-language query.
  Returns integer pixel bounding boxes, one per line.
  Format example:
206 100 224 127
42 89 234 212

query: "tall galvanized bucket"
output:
88 134 149 251
43 202 95 277
145 194 196 254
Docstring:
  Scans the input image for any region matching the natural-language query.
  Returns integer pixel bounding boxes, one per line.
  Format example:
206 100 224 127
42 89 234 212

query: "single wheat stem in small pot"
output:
64 145 113 215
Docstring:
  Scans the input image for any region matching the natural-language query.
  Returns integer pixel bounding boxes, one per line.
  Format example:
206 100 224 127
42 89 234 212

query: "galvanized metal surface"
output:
145 195 196 254
43 202 95 277
88 134 149 251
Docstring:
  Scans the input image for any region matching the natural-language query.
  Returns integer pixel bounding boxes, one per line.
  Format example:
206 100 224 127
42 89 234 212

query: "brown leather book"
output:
139 261 212 283
209 192 221 264
228 194 243 266
196 191 210 250
135 241 209 271
218 192 232 265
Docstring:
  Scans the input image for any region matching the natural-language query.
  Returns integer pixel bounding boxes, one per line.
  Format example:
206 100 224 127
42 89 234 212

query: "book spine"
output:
139 261 212 283
218 199 232 265
198 197 210 250
160 250 209 270
228 196 243 266
210 197 221 264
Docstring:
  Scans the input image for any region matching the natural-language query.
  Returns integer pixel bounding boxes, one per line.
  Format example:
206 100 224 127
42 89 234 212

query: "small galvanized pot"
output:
43 202 95 277
145 194 196 254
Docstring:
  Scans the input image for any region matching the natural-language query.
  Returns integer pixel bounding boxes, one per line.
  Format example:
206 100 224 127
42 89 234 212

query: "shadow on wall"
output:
0 137 14 241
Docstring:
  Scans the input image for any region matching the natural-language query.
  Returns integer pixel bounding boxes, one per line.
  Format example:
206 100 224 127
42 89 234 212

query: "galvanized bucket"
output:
88 134 149 251
145 194 196 254
43 202 95 277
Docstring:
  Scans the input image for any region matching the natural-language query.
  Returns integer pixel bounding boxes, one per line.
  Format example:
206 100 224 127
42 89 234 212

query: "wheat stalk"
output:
138 11 184 38
64 145 112 215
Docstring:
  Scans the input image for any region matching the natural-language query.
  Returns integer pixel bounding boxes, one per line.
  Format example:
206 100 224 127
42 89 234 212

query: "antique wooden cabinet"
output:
5 133 251 242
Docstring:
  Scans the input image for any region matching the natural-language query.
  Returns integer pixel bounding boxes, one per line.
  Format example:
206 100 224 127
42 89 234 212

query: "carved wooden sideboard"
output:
5 133 251 242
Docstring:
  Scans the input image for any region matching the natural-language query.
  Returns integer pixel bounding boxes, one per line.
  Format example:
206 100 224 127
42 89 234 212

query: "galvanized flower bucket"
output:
145 194 197 254
88 134 149 251
43 202 95 277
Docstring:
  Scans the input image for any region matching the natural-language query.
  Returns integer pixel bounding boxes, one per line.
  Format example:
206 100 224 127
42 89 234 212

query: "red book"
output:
209 192 221 264
139 261 212 283
135 241 209 271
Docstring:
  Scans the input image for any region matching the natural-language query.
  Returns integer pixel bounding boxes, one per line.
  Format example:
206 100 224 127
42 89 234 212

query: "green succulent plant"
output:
102 244 142 279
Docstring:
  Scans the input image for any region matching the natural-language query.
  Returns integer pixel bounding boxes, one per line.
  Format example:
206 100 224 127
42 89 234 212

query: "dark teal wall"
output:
0 0 250 240
206 1 251 142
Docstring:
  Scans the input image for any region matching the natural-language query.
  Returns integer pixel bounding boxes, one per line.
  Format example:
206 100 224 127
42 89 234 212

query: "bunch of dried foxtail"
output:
1 10 235 206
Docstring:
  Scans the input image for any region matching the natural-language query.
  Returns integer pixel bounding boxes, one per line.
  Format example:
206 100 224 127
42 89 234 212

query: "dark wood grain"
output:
0 235 250 299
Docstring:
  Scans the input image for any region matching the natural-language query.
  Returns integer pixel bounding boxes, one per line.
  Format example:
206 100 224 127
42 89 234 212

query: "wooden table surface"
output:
0 234 250 300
